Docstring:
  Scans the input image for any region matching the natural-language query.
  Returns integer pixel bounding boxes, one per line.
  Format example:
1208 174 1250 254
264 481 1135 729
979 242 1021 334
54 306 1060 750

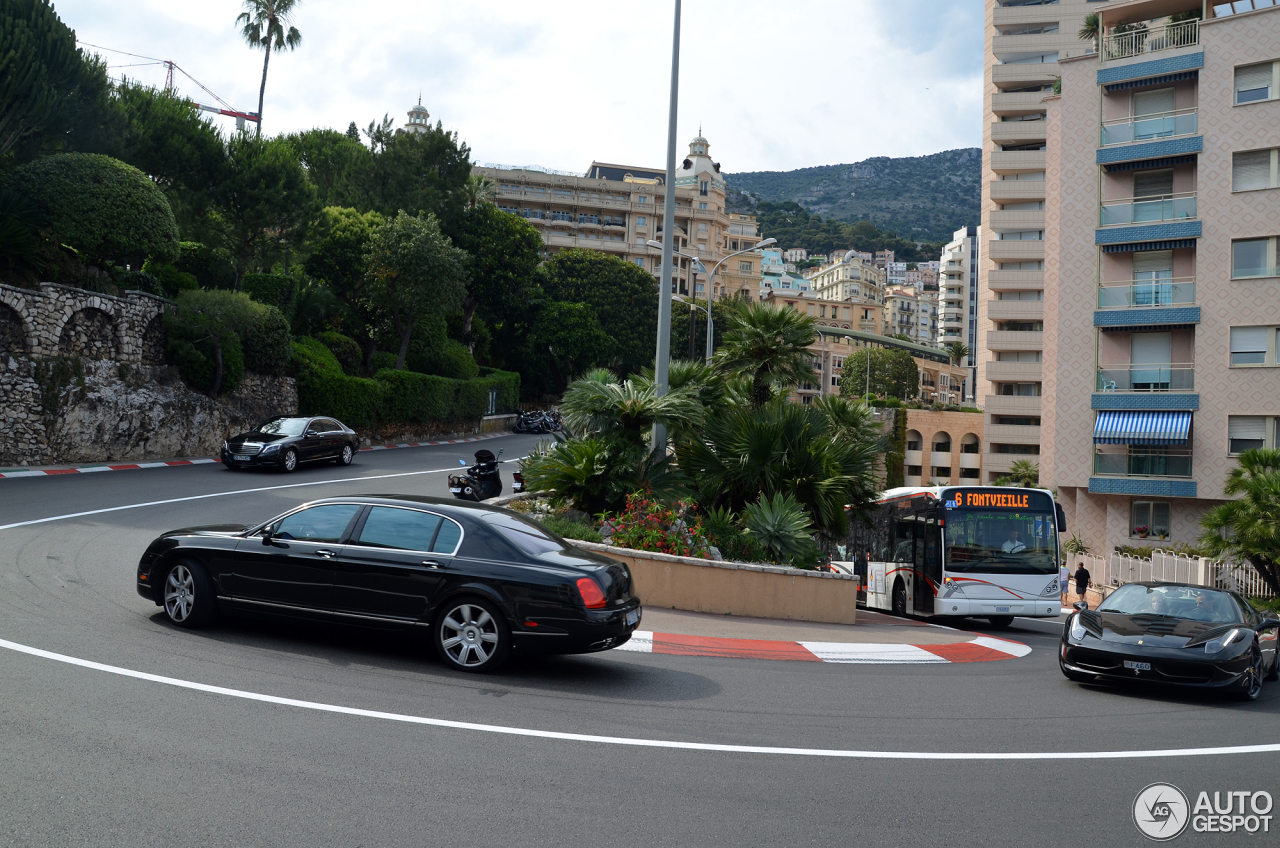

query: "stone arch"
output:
0 303 26 357
960 433 981 454
931 431 953 452
58 307 117 360
140 314 167 365
905 429 923 452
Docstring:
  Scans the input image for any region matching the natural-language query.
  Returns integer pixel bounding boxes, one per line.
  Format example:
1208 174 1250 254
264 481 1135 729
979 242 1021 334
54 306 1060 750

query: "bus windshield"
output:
944 509 1057 574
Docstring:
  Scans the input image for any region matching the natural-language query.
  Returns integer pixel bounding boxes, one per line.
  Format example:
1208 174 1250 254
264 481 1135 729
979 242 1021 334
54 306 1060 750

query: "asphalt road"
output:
0 433 1276 847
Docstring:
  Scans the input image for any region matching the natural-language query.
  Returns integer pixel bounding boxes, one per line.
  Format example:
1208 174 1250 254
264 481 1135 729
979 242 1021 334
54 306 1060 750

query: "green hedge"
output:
242 273 295 310
241 303 292 376
291 337 520 427
316 331 362 375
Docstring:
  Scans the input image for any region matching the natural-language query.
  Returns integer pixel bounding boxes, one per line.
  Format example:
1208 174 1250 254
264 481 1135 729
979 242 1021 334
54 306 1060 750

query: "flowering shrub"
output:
603 493 711 559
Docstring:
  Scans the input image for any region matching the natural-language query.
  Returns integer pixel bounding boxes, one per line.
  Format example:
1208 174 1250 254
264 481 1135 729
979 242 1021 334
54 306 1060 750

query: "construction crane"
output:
82 42 260 132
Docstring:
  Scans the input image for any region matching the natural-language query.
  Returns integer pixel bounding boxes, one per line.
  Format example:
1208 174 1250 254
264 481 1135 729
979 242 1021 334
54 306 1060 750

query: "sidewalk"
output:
617 607 1033 664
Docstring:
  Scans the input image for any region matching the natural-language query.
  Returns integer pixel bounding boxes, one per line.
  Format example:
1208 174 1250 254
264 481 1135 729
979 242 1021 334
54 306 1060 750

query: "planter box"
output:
572 541 858 625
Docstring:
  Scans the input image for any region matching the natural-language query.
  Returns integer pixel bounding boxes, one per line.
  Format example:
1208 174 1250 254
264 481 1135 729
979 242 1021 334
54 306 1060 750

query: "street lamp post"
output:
651 0 681 454
649 237 775 365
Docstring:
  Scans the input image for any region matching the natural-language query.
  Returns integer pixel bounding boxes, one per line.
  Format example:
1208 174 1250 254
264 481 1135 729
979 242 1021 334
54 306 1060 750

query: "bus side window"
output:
892 518 914 562
873 510 892 562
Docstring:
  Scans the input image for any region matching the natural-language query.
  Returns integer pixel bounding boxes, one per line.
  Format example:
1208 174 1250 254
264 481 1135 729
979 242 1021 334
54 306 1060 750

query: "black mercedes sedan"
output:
136 496 641 672
222 416 358 472
1060 582 1280 700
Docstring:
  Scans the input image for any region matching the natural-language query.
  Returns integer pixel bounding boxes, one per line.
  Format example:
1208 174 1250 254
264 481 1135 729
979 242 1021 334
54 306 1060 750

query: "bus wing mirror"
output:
1055 503 1067 533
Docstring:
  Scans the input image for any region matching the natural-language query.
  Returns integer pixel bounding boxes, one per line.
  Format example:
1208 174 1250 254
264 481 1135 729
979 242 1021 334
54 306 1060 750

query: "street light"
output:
651 0 681 455
647 236 775 364
671 293 711 364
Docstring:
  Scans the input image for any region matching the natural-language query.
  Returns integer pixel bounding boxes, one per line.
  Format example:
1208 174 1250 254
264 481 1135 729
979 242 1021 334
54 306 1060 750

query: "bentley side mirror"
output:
1073 601 1089 611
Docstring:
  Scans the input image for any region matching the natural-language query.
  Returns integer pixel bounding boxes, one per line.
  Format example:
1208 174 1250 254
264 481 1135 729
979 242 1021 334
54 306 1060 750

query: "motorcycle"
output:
448 449 504 502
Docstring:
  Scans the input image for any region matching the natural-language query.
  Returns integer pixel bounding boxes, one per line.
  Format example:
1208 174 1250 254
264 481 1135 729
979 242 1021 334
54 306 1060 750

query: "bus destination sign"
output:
944 489 1049 511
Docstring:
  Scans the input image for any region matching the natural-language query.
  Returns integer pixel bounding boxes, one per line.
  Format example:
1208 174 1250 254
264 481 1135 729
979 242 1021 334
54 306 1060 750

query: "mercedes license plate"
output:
625 609 640 626
449 487 462 493
1124 660 1151 671
233 455 250 462
995 606 1011 613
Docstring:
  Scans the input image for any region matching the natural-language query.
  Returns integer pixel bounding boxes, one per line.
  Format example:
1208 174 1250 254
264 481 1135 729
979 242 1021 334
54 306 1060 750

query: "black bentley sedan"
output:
222 416 358 472
136 496 641 672
1060 582 1280 700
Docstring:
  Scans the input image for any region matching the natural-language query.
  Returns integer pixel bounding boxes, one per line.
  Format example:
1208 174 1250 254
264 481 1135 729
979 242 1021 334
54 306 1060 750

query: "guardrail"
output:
1076 549 1275 600
1098 279 1195 308
1103 19 1198 61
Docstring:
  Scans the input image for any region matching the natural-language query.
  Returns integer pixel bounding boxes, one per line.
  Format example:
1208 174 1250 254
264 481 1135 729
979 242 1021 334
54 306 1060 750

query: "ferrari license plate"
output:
449 487 462 493
233 455 250 462
1124 660 1151 671
625 609 640 626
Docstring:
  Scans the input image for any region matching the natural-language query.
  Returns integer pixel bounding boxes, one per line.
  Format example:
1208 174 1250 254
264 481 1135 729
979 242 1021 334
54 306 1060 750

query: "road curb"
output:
616 631 1032 664
0 432 515 480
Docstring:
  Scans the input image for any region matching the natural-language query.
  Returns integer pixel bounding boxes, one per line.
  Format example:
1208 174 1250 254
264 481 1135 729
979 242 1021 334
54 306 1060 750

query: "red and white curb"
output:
0 432 514 479
616 631 1032 664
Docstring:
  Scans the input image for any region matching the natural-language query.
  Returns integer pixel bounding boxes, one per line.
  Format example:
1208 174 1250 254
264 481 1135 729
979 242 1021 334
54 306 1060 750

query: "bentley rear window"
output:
484 513 563 556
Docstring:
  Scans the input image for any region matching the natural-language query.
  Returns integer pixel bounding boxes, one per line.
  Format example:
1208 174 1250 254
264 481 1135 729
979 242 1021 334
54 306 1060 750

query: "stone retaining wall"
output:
0 283 170 364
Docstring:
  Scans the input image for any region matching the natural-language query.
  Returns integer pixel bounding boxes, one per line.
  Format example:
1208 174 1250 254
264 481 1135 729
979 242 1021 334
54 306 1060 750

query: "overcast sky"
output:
59 0 983 175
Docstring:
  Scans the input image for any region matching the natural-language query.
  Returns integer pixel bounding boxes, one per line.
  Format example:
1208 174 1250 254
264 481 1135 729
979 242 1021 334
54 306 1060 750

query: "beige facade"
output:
938 225 981 400
978 0 1100 479
904 409 985 487
1041 1 1280 555
477 134 764 301
808 253 888 333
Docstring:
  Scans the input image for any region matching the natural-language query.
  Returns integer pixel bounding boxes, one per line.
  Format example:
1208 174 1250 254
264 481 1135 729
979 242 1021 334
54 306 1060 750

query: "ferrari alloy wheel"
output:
162 561 216 628
1236 643 1264 702
435 598 509 673
336 444 354 466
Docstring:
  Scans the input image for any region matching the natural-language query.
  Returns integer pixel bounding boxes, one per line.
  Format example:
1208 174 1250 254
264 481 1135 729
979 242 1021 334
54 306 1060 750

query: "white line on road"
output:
1 636 1276 760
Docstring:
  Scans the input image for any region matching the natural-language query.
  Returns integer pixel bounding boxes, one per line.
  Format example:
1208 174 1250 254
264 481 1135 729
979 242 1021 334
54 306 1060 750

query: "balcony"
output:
988 269 1044 289
960 453 982 470
991 91 1050 115
991 121 1048 145
1100 109 1197 146
984 424 1041 444
990 150 1047 173
1099 193 1196 227
931 451 953 468
1102 19 1198 62
985 394 1043 416
988 209 1045 231
987 300 1044 321
986 361 1043 382
992 63 1059 87
904 450 924 466
1094 448 1193 478
1097 364 1194 392
989 180 1046 202
1098 279 1195 308
987 241 1045 261
987 330 1044 351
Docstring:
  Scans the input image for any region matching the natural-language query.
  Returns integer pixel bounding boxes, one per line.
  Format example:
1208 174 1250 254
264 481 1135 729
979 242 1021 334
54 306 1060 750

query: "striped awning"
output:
1103 239 1197 253
1105 155 1197 173
1094 411 1192 446
1105 70 1198 93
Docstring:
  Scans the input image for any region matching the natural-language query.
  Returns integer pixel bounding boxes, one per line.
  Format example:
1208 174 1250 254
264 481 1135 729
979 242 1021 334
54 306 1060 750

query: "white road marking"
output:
0 455 529 533
615 631 654 653
798 642 947 664
970 637 1033 658
1 635 1276 760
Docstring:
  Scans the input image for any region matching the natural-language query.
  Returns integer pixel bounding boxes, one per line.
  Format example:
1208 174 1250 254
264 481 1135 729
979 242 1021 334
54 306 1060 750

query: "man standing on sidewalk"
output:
1073 562 1091 608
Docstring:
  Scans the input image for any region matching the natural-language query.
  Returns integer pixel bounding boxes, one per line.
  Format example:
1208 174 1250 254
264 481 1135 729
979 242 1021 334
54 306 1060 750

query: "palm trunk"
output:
209 340 224 398
256 47 271 137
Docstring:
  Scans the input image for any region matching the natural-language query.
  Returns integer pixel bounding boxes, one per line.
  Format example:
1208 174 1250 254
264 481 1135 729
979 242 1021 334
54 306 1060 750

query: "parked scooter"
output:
448 449 504 501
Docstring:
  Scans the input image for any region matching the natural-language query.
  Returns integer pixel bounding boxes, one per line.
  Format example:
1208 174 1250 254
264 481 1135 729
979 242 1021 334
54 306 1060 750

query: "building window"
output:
700 181 709 196
699 202 708 210
996 382 1042 396
632 258 645 268
996 321 1044 332
1233 149 1279 192
739 261 753 272
960 468 981 479
1227 416 1275 454
1235 61 1276 105
636 216 646 226
1131 501 1171 538
1229 326 1276 366
1231 237 1278 279
697 222 707 232
907 465 923 477
637 196 648 204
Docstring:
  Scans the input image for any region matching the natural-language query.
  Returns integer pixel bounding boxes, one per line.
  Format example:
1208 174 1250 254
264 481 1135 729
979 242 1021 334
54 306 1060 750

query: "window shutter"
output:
1228 416 1267 440
1133 88 1176 116
1133 169 1174 198
1233 150 1272 191
1235 63 1273 102
1132 250 1174 274
1230 326 1269 353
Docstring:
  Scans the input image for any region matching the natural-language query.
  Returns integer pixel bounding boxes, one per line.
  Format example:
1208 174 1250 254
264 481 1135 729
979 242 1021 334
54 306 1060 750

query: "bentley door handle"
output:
315 549 337 559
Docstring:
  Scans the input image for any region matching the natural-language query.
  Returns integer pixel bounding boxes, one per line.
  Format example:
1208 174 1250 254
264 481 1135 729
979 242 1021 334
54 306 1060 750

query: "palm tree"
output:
559 376 704 450
236 0 303 138
714 300 817 408
462 173 498 208
944 341 971 367
997 460 1040 488
1079 12 1099 42
1199 448 1280 596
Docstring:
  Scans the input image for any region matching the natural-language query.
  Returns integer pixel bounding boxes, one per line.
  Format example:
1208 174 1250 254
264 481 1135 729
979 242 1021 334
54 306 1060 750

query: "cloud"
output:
59 0 982 174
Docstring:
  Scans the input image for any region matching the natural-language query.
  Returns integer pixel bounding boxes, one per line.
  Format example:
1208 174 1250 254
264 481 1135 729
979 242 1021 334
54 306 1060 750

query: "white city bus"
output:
839 486 1065 627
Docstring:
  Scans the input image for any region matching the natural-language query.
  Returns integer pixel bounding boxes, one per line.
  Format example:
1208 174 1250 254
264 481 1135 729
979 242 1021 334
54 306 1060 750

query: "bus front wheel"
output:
986 615 1014 629
892 580 908 618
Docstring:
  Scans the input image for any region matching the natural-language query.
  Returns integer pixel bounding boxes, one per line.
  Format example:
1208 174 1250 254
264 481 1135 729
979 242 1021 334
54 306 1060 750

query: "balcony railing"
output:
1099 192 1196 227
1095 449 1193 478
1100 109 1197 146
1097 278 1195 308
1097 364 1194 392
1103 19 1198 61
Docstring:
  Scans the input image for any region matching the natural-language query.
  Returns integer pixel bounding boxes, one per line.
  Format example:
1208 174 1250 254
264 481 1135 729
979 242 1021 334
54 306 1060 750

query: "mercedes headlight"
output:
261 444 280 455
1204 628 1243 654
1069 614 1087 641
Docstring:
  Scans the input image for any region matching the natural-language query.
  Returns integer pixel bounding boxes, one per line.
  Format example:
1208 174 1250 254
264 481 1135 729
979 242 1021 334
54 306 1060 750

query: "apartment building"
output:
938 225 982 400
904 409 986 487
885 286 937 346
784 247 809 263
1042 0 1280 554
808 252 889 332
764 292 966 406
477 134 764 302
978 0 1099 481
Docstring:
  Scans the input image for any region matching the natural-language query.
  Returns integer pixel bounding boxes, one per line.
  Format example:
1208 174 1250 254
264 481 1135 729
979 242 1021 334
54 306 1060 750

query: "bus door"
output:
913 516 940 614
